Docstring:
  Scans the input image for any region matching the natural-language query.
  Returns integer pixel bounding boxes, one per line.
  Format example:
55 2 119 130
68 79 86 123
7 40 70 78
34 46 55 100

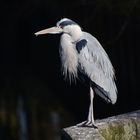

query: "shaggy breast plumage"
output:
59 34 78 81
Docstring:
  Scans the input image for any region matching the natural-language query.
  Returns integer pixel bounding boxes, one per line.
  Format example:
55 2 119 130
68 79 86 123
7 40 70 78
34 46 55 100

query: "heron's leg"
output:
77 87 97 128
87 87 94 124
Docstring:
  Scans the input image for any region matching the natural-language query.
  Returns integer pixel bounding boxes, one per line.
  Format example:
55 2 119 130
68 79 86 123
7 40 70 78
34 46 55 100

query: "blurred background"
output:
1 0 140 139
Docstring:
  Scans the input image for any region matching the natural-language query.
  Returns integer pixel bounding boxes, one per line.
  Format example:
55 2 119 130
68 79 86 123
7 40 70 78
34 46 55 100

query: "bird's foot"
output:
76 121 98 129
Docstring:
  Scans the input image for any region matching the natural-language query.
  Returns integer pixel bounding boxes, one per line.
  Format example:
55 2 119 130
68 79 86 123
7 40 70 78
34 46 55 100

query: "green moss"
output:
99 119 137 140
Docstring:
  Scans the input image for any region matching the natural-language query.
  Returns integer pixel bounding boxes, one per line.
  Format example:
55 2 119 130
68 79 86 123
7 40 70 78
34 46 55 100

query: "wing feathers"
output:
91 81 112 103
77 32 117 104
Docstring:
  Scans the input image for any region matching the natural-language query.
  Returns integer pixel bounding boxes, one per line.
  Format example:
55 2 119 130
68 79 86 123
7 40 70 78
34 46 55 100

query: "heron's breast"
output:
60 34 78 79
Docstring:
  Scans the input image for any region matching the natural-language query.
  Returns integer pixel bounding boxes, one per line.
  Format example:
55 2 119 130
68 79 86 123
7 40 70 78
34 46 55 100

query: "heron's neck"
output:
70 26 83 42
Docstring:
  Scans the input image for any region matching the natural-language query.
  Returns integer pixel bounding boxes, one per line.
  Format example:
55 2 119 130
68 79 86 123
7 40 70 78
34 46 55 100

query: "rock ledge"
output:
62 110 140 140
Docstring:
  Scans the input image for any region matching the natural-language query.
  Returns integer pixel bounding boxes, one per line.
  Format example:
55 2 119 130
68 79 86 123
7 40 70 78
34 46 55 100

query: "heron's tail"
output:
90 81 113 104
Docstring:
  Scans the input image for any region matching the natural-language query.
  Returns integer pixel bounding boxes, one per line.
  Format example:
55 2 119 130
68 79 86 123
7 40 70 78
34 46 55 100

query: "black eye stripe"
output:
59 20 77 27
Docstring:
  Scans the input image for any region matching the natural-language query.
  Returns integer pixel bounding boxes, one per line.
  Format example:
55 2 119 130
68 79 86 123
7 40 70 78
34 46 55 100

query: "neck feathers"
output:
59 33 78 82
64 25 83 42
70 25 82 42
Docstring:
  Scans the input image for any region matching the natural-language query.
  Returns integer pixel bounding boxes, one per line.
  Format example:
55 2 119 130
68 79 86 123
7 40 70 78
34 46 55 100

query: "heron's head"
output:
35 18 82 40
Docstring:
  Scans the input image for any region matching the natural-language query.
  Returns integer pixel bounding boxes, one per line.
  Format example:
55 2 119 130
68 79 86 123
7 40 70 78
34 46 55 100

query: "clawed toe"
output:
77 121 98 129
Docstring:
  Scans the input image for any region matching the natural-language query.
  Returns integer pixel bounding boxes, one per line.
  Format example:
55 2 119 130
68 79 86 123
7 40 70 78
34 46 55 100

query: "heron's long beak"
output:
35 27 63 36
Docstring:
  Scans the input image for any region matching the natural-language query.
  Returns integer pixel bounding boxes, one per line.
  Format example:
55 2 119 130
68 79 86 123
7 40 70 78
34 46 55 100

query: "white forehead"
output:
56 18 77 27
58 18 69 23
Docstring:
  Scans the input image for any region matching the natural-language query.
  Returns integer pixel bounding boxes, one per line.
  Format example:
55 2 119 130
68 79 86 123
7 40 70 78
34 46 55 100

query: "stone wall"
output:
62 110 140 140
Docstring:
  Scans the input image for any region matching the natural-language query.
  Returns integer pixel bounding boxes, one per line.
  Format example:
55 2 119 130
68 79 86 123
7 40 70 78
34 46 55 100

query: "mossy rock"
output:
99 118 137 140
63 110 140 140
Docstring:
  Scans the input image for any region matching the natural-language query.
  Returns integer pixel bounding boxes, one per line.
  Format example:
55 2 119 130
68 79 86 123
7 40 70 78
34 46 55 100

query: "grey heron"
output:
35 18 117 128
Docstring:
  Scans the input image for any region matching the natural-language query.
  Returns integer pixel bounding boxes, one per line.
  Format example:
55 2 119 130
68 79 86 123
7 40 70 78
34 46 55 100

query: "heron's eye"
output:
58 25 63 29
58 25 61 28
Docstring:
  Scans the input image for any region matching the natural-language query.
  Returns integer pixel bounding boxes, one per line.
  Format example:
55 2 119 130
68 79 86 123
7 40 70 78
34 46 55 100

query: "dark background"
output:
0 0 140 139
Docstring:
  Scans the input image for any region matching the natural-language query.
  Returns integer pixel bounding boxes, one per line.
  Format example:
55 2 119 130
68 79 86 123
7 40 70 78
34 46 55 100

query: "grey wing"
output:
77 32 117 104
